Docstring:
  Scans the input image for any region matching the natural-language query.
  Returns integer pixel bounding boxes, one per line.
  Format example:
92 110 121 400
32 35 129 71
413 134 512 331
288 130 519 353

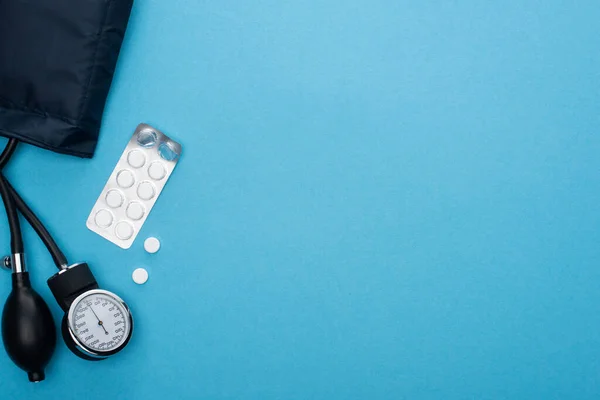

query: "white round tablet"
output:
132 268 149 285
127 150 146 168
105 190 124 208
148 161 167 181
115 221 134 240
137 181 156 200
116 169 135 188
126 201 145 220
94 209 113 228
144 237 161 254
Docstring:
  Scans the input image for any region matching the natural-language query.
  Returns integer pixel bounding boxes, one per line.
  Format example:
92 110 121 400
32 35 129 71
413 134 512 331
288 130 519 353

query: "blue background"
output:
1 1 600 398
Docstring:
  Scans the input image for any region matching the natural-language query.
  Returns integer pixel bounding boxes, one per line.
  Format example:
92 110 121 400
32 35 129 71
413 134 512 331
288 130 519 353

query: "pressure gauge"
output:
47 263 134 360
65 290 133 357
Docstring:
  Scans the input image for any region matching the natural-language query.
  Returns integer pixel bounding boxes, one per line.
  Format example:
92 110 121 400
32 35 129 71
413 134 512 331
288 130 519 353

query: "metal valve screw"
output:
2 256 11 271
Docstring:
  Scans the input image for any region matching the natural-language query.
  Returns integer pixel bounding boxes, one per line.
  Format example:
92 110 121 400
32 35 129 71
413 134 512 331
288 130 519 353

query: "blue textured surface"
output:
1 1 600 399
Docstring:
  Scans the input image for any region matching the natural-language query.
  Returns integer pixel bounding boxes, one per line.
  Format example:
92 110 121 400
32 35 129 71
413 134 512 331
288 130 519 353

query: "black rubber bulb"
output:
2 272 56 382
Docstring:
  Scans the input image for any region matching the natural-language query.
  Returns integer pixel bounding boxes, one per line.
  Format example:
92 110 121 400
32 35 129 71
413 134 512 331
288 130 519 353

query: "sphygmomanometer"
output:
0 0 134 382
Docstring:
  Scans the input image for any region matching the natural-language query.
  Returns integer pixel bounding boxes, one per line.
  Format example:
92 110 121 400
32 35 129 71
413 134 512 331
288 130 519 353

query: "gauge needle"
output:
89 305 109 335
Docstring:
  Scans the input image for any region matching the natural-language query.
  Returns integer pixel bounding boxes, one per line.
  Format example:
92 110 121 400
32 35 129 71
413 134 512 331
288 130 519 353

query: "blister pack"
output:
86 124 182 248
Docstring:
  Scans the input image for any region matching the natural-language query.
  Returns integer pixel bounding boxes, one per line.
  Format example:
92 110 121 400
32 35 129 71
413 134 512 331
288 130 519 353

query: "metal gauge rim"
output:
67 289 134 357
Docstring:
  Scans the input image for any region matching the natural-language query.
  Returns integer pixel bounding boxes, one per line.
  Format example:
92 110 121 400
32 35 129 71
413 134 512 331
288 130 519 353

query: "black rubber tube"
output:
0 174 23 254
7 182 68 268
0 139 68 268
0 138 18 169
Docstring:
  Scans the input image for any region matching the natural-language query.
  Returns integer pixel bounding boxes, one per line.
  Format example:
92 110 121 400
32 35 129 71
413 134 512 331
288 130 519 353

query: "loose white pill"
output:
132 268 149 285
144 237 161 254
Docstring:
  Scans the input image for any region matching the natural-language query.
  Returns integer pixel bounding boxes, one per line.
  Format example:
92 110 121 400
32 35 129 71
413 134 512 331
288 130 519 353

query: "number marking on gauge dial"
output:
69 292 131 353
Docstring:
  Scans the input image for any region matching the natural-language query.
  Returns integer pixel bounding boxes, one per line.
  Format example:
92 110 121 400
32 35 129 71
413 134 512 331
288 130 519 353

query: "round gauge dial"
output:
67 290 132 355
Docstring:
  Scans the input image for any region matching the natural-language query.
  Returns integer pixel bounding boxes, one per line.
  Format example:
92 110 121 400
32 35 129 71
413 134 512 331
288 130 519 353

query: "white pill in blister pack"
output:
86 124 182 249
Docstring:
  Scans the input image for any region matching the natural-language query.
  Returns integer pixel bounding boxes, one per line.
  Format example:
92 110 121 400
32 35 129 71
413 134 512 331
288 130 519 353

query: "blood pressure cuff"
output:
0 0 134 158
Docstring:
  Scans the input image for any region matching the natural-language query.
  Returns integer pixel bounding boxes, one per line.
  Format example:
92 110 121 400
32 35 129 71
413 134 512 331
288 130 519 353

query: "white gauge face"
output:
68 291 131 354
